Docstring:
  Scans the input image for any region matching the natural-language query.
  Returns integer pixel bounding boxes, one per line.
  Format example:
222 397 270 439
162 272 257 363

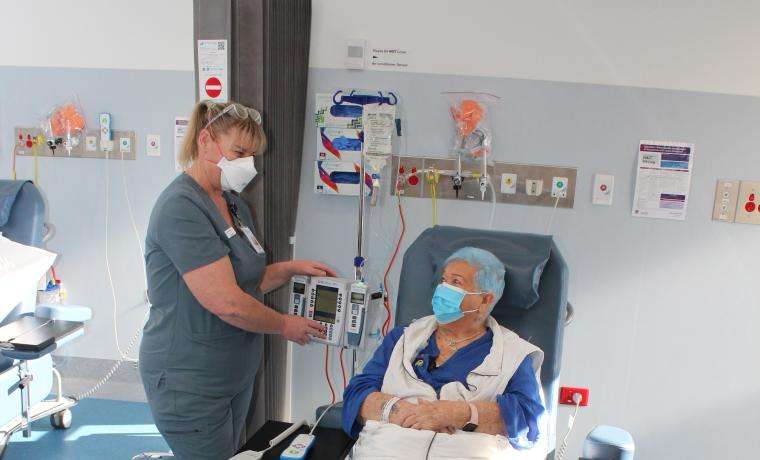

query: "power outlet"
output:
712 179 740 222
559 386 590 406
526 179 543 196
735 181 760 225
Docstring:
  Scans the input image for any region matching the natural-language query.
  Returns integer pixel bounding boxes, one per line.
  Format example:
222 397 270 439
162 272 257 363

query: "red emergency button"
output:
600 184 607 192
746 202 757 213
408 175 419 186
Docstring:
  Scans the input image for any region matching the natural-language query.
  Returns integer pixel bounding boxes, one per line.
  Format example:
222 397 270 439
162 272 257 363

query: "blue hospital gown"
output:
342 326 545 449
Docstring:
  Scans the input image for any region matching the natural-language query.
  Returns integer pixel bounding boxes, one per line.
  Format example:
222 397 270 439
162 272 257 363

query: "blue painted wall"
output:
2 62 759 458
292 68 760 459
0 66 195 359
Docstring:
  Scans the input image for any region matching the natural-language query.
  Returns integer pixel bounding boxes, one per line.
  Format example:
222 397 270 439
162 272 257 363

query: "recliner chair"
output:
317 225 633 460
0 180 91 457
316 226 565 457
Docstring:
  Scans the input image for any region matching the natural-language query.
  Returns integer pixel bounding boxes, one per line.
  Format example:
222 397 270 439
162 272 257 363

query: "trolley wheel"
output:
50 409 72 429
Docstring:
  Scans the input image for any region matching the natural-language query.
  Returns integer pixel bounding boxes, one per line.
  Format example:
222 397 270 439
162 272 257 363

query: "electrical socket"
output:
559 386 590 406
526 179 543 196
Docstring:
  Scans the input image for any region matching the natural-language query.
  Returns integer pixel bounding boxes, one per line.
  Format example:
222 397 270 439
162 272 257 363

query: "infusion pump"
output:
288 276 382 349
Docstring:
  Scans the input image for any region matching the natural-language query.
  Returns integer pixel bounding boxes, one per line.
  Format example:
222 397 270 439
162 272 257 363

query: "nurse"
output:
139 100 331 460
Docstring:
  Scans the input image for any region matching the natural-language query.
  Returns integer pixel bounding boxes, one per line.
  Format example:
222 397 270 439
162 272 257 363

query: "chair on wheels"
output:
0 180 91 457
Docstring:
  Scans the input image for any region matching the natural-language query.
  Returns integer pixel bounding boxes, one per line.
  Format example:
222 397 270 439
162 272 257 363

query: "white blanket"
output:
351 316 549 460
0 236 56 318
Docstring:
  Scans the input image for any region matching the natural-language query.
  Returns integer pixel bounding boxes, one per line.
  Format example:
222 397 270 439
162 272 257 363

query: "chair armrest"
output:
36 304 92 322
316 402 344 430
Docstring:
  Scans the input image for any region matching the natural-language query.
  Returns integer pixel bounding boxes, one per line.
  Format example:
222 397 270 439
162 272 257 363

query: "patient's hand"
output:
402 400 467 433
388 400 418 427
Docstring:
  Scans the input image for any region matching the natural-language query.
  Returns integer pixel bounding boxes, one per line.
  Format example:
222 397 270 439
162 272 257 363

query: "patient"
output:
343 247 547 459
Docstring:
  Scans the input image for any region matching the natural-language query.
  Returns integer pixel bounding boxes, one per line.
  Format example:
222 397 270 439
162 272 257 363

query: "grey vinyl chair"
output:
318 225 570 459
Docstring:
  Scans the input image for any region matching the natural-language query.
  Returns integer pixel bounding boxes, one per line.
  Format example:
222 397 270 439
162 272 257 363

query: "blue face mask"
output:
431 283 483 324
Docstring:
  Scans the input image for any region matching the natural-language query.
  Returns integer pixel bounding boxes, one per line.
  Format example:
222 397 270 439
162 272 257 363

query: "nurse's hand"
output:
288 260 337 278
281 315 326 345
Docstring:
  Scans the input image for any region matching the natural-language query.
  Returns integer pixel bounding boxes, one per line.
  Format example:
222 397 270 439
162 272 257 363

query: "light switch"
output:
500 173 517 194
526 179 543 196
593 174 614 206
146 134 161 157
712 179 740 222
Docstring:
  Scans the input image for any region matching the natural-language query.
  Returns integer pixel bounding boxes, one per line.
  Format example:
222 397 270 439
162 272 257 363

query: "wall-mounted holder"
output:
390 155 578 209
13 126 137 160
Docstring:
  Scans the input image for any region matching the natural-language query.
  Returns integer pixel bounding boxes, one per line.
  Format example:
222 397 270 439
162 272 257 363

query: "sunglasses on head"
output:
203 102 262 130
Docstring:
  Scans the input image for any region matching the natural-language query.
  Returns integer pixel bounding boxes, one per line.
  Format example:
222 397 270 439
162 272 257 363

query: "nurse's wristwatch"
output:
462 403 479 432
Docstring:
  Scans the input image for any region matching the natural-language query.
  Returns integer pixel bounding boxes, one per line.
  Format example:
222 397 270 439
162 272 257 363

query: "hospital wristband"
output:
381 396 402 423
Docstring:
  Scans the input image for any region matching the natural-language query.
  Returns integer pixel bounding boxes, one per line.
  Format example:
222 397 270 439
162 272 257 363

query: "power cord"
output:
77 147 148 400
545 196 561 235
324 345 336 404
556 393 583 460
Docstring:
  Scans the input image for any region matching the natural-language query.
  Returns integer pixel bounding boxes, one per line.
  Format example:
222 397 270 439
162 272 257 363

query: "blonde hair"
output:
178 100 267 170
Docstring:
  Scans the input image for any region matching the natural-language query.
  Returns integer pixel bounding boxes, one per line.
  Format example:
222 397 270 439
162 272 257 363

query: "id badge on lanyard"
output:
240 226 265 254
228 199 266 255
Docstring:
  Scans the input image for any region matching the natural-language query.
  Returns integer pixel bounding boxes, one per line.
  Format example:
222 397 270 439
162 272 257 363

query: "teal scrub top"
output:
139 173 267 397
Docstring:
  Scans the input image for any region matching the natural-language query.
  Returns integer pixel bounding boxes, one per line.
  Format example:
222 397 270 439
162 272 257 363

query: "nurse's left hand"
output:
288 260 337 278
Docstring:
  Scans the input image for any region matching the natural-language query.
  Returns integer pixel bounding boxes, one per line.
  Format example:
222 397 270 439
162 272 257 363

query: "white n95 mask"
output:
218 156 257 193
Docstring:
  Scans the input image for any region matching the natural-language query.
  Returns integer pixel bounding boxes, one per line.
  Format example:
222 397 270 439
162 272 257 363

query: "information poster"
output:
197 39 228 102
174 117 189 172
632 140 695 221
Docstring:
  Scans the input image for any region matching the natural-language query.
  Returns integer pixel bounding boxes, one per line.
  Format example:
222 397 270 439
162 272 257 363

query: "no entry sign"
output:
197 39 228 102
205 77 222 98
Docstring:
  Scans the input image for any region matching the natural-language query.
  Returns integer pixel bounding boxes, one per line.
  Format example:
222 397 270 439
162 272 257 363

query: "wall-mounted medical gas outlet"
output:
559 386 590 406
391 155 577 209
712 179 740 222
551 177 568 198
526 179 543 196
735 181 760 225
14 126 136 160
501 173 517 194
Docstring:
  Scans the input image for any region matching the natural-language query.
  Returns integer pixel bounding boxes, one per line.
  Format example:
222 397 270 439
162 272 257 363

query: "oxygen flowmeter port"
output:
551 177 568 199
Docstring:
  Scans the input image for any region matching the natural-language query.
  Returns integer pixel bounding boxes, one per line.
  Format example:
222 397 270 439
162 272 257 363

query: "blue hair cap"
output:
444 247 507 310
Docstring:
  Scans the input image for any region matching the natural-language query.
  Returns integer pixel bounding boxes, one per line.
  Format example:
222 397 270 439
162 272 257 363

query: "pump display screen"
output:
350 292 365 304
293 282 306 295
314 285 339 324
